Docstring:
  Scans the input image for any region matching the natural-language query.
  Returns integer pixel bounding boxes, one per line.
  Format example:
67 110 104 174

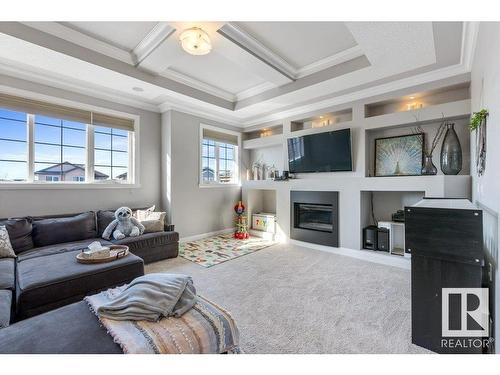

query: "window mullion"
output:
215 143 220 183
27 114 34 182
86 124 95 183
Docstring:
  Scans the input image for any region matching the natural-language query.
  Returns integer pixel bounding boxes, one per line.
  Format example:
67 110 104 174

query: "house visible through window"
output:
94 126 129 181
0 94 136 185
34 115 87 182
200 125 240 185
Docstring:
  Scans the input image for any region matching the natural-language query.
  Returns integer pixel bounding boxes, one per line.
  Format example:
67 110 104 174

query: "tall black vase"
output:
440 123 462 175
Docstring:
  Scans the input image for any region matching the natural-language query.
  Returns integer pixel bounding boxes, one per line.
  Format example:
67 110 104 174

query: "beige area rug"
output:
179 233 276 267
147 243 430 354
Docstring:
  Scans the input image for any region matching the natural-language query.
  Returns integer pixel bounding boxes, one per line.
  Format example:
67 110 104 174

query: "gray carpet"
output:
146 243 429 354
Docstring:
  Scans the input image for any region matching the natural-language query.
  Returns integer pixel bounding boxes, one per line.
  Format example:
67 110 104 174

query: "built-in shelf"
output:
244 124 283 140
363 99 471 131
364 83 470 118
243 133 284 150
291 108 352 132
243 175 471 197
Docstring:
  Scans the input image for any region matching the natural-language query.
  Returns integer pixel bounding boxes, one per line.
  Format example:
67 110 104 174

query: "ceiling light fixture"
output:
179 27 212 56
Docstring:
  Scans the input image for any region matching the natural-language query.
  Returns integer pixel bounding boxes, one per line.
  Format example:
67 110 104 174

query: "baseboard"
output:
289 239 411 270
180 228 234 243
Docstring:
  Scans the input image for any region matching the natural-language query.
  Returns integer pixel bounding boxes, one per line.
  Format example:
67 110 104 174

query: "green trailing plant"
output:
470 109 489 131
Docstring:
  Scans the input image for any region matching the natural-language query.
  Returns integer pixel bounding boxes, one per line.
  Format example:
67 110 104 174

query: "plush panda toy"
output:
102 207 145 240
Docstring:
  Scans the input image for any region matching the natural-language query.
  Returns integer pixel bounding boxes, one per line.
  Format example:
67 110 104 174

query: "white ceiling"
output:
62 21 158 52
236 22 358 68
0 21 472 127
166 51 267 94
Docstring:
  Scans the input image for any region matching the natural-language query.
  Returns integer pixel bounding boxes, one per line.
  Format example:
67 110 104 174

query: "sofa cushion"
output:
32 212 97 247
0 290 12 328
0 258 15 290
96 210 115 238
16 248 144 319
0 218 33 254
0 301 122 353
17 238 113 262
113 231 179 252
113 231 179 264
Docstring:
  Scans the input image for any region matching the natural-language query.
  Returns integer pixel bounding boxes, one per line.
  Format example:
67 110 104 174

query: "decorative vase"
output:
421 155 437 175
440 123 462 175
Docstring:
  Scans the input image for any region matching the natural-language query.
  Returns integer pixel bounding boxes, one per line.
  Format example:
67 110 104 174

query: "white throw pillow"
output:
0 226 16 258
135 206 167 233
135 205 156 221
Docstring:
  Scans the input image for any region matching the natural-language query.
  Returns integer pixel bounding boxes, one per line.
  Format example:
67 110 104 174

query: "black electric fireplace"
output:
290 191 339 246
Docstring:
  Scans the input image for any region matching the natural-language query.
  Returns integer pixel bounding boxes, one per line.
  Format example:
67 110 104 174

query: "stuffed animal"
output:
102 207 145 240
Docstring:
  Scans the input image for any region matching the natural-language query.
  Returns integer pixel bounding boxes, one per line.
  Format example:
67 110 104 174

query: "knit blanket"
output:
96 273 197 321
85 285 241 354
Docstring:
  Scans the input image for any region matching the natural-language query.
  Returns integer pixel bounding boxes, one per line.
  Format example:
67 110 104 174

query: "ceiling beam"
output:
216 23 294 86
132 22 176 66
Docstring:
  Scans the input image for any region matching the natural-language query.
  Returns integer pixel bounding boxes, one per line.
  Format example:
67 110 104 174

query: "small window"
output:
72 176 85 182
45 176 60 182
200 125 240 185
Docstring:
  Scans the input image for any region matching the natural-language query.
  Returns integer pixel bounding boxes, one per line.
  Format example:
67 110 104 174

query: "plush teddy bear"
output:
102 206 145 240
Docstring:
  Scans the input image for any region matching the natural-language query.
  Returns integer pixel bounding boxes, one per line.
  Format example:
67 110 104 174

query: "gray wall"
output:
0 75 162 217
471 22 500 349
162 110 241 238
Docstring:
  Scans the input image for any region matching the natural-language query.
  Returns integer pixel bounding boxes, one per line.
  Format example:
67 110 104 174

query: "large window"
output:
200 125 240 185
0 95 136 185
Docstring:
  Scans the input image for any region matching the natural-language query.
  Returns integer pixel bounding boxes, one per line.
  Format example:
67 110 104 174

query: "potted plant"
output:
470 109 489 176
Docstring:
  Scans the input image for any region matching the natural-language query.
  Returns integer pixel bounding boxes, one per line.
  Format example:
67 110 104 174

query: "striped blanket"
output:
85 285 241 354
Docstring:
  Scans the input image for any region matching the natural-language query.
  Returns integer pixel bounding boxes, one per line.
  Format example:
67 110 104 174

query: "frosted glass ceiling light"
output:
179 27 212 56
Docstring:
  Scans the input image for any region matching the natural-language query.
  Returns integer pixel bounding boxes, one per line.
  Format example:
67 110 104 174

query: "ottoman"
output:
15 246 144 319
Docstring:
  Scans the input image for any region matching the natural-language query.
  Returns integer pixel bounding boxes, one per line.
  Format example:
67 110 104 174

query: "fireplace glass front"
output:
294 203 333 233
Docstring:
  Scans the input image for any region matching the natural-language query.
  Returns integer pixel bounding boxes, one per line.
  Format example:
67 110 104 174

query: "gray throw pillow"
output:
0 226 16 258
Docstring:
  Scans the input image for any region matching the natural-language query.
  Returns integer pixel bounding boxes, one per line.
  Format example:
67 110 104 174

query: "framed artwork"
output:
374 133 424 177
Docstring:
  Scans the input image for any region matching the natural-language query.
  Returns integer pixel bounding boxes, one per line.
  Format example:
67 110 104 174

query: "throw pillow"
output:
141 219 165 234
134 205 156 221
0 226 16 258
135 207 166 233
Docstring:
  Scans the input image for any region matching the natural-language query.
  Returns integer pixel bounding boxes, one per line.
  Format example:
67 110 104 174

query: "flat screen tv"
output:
287 128 352 173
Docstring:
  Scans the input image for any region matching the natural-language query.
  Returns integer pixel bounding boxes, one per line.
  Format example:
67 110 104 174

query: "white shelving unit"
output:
242 134 284 150
241 79 473 253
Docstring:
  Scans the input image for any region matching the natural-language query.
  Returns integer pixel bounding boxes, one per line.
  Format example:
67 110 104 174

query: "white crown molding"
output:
461 21 480 72
0 62 160 113
132 22 176 65
22 22 135 65
235 82 276 101
218 23 297 80
161 68 236 102
296 45 365 78
159 101 241 127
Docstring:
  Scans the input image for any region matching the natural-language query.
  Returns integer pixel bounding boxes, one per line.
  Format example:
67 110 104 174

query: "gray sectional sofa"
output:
0 208 179 327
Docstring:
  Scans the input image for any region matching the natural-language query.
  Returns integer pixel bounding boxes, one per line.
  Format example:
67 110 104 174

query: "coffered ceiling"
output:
0 21 476 127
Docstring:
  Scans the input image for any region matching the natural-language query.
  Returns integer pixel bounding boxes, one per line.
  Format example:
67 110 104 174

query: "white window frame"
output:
199 124 241 188
0 92 140 190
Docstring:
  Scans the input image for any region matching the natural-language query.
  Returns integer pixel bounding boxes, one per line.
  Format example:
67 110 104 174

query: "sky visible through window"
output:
0 108 129 182
0 108 28 181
